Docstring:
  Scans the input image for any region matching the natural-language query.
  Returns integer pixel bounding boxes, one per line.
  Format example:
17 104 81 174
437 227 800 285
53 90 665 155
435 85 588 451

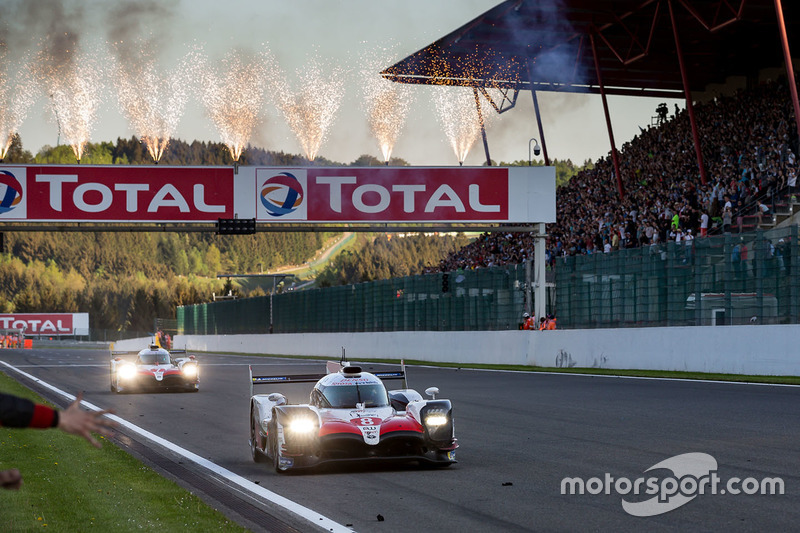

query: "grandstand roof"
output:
382 0 800 98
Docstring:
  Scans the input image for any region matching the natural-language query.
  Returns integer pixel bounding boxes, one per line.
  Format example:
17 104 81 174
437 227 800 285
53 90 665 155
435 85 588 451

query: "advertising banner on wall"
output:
0 313 90 336
0 165 555 225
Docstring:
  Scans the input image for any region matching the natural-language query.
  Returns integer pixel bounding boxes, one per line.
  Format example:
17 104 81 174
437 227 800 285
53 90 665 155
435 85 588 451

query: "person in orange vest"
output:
539 317 548 330
546 315 557 330
522 313 535 330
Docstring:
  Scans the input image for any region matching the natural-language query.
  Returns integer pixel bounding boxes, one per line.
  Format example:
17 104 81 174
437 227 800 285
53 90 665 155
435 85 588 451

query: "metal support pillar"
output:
473 87 492 166
775 0 800 144
531 90 551 166
668 0 708 185
589 32 625 200
270 277 276 334
534 223 547 323
524 258 532 316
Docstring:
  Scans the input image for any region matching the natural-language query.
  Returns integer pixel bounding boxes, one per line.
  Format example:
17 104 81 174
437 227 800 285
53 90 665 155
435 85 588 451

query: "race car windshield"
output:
321 383 389 408
138 352 170 365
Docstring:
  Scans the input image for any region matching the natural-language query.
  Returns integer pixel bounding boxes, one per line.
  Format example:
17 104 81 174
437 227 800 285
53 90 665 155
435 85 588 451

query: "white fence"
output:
111 325 800 377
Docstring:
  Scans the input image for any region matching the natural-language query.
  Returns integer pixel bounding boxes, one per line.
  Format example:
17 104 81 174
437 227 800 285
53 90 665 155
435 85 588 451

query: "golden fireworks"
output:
112 41 195 162
434 85 497 164
0 48 37 160
361 49 413 162
270 57 345 162
200 48 273 162
36 43 105 162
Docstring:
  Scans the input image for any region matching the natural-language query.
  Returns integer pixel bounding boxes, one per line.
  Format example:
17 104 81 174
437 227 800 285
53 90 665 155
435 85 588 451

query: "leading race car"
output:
110 343 199 393
248 357 457 473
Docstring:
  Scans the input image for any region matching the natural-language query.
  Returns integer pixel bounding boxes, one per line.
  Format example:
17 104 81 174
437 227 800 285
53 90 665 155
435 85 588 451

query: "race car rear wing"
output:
249 360 408 398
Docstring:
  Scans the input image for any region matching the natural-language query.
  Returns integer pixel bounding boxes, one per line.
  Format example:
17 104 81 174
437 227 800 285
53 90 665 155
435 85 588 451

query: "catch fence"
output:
178 264 544 334
177 226 800 334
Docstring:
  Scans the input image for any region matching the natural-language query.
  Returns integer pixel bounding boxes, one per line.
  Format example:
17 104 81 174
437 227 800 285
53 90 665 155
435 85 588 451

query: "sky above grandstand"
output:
4 0 681 166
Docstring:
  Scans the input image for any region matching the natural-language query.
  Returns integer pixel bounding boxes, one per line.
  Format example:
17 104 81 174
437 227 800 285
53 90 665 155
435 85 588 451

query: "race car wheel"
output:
269 420 290 474
250 414 266 463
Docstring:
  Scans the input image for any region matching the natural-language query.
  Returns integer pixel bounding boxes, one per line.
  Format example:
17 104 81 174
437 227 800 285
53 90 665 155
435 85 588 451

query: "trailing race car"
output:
110 344 199 393
248 357 457 473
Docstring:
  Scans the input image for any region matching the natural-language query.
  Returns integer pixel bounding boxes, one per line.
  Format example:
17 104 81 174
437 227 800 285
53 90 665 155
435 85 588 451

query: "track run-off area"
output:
2 346 799 532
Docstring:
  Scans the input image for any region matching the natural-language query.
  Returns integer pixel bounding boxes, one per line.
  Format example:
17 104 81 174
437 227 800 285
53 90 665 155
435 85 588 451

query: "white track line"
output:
0 360 352 533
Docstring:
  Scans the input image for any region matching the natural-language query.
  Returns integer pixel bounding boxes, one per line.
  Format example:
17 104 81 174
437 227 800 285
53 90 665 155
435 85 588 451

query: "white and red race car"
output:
110 344 199 393
248 358 457 472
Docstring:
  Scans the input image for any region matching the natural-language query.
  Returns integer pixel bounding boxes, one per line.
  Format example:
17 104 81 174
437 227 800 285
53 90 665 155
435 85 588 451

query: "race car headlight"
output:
288 417 317 434
425 414 449 427
182 364 198 378
118 364 137 380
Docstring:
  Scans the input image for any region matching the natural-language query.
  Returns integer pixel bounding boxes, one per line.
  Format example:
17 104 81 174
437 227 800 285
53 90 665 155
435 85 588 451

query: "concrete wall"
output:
106 325 800 377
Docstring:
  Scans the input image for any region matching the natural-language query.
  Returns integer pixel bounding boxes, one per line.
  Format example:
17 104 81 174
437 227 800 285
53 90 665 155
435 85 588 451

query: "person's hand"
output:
58 392 117 448
0 468 22 490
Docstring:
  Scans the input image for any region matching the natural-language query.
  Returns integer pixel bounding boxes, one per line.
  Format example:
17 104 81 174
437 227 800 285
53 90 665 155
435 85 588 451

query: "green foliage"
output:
1 134 34 163
316 233 473 287
348 154 410 166
499 157 593 188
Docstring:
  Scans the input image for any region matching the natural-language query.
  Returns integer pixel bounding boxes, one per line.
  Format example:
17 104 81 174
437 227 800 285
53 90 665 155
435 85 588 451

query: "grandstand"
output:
383 0 800 274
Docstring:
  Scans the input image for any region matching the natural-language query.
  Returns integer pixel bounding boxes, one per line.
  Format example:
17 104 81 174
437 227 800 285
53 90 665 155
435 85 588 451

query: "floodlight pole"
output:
775 0 800 144
473 87 492 166
668 0 708 186
530 90 551 166
589 32 625 200
527 60 551 166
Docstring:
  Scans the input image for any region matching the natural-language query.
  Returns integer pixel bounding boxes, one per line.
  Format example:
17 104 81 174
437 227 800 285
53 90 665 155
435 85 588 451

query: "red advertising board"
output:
2 166 234 222
255 167 510 222
0 313 75 335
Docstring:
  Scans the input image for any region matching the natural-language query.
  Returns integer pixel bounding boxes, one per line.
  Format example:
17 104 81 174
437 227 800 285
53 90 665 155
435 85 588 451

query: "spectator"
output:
0 392 117 490
426 76 798 273
700 209 709 237
521 312 535 330
756 199 770 227
723 206 733 233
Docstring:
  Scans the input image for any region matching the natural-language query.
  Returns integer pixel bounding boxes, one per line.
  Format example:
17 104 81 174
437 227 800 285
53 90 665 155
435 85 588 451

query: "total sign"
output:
0 166 234 222
0 313 89 336
251 166 555 223
0 165 554 225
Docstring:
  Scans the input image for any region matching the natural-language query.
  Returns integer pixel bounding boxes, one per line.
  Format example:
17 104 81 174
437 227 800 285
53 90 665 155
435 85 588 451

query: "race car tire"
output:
269 419 290 474
250 415 266 463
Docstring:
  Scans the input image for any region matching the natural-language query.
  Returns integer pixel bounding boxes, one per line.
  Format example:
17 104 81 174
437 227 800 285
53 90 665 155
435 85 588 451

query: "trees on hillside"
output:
316 233 472 287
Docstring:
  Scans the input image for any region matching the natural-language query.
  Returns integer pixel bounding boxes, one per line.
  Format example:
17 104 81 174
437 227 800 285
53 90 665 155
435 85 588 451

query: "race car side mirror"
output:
425 387 439 399
267 393 287 406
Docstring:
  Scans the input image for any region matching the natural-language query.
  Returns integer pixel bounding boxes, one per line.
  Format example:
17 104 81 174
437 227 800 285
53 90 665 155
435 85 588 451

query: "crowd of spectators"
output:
428 77 799 273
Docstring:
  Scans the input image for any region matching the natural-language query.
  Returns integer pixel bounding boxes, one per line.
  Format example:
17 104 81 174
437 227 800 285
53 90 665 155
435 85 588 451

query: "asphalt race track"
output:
2 346 798 532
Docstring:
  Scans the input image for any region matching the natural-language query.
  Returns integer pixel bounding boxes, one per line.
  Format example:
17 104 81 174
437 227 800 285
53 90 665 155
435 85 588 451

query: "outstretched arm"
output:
57 392 117 449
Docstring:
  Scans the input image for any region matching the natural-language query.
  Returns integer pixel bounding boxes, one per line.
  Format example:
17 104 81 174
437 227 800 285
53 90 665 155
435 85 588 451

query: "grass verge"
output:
239 352 800 385
0 372 246 532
